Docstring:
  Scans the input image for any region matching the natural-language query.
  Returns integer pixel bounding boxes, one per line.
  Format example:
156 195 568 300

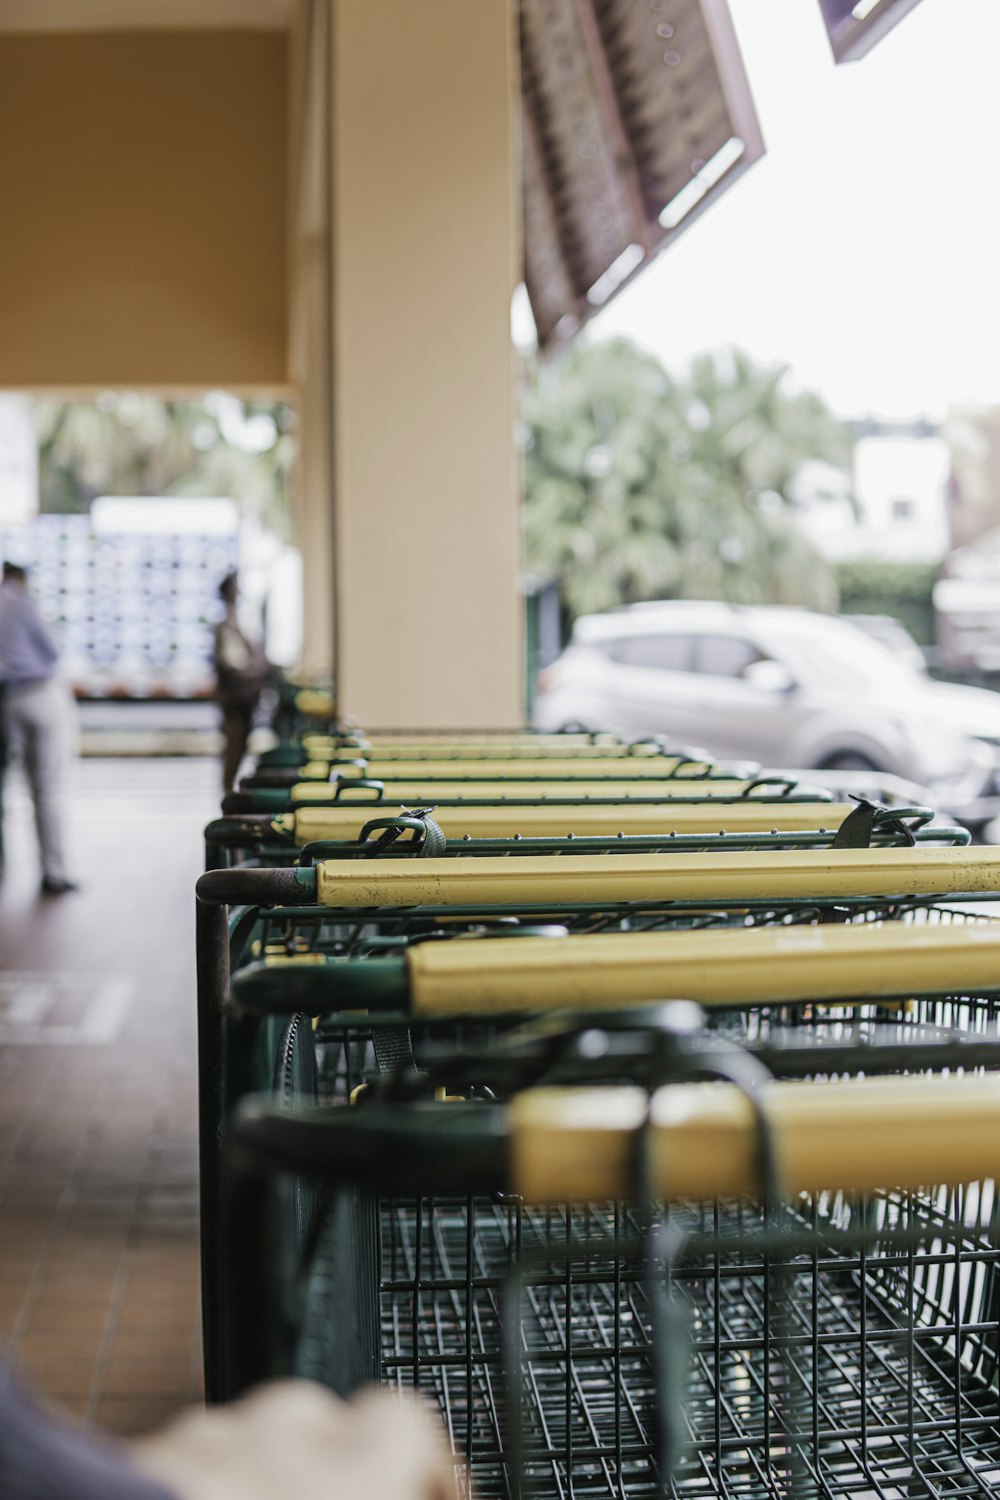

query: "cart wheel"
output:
272 1014 320 1257
294 1187 381 1398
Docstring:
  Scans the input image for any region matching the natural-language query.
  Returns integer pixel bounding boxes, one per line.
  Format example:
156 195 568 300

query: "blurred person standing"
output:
0 560 77 895
0 680 7 875
213 572 269 795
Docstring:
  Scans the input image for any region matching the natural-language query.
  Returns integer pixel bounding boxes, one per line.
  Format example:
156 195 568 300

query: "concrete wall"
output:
287 0 334 678
0 30 288 388
330 0 523 727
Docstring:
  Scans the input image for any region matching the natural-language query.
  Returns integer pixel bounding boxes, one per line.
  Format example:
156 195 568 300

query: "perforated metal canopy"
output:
817 0 924 64
520 0 764 351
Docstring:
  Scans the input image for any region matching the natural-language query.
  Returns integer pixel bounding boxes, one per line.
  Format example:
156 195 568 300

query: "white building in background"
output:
1 495 304 698
0 394 37 528
796 427 950 566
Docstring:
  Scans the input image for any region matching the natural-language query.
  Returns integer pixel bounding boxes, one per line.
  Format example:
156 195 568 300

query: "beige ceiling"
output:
0 0 290 30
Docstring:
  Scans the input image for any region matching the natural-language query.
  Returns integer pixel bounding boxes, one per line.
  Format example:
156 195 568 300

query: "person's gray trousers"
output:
2 677 72 882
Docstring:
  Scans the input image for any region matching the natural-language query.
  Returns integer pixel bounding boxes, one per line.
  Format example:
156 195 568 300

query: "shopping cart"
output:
202 886 1000 1397
199 842 1000 1161
207 799 857 870
227 1018 1000 1497
204 799 960 871
208 708 1000 1493
206 810 965 870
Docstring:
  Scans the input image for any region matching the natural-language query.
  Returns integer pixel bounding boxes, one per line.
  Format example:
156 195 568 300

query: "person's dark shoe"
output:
40 876 80 896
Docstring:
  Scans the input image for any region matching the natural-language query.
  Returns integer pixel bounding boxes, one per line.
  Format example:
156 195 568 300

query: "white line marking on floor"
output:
0 974 135 1046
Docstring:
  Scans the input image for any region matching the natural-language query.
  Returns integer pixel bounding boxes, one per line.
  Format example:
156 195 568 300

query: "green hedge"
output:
835 560 938 646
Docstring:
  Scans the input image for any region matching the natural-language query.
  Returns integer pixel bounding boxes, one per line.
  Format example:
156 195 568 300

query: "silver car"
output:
533 601 1000 827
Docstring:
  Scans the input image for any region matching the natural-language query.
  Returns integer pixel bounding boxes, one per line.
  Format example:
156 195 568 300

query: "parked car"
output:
843 613 928 673
533 600 1000 829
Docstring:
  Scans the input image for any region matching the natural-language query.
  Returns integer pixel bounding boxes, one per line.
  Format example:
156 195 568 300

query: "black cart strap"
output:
832 796 916 850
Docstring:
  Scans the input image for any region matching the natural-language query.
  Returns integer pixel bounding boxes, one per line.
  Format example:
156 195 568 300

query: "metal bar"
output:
203 814 287 860
197 866 317 909
196 892 231 1403
196 864 316 1399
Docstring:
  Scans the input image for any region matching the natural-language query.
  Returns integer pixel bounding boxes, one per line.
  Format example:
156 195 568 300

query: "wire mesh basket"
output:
232 1055 1000 1500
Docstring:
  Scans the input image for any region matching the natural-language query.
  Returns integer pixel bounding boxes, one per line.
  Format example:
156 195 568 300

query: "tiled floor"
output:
0 757 218 1434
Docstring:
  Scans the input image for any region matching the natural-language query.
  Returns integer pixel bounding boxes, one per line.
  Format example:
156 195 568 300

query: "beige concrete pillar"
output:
330 0 523 728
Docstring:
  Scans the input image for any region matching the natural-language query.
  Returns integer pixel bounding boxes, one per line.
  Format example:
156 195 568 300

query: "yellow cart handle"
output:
402 916 1000 1015
313 844 1000 911
509 1073 1000 1202
295 778 806 802
304 757 723 778
294 689 335 718
293 800 853 843
303 737 671 760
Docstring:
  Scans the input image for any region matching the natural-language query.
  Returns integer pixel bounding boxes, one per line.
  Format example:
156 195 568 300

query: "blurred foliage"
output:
35 393 297 537
835 559 939 645
521 338 852 620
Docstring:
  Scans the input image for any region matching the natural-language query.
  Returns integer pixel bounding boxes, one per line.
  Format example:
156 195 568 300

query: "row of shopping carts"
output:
195 689 1000 1498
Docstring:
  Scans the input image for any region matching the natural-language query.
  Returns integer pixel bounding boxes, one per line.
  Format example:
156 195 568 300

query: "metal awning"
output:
818 0 925 64
521 0 764 351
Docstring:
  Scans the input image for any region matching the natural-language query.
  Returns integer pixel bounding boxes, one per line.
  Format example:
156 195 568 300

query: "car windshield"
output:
755 618 923 691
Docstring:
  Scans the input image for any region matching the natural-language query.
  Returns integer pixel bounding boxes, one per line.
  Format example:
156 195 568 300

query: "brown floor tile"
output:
13 1357 96 1398
2 1184 67 1206
22 1302 115 1333
0 1210 55 1232
42 1262 125 1286
101 1359 198 1397
108 1332 200 1368
14 1330 105 1356
34 1283 122 1311
0 1303 26 1336
123 1276 199 1302
28 1287 116 1312
1 761 214 1420
128 1251 198 1268
94 1396 192 1437
116 1300 198 1331
44 1395 91 1424
0 1236 47 1257
127 1249 200 1272
0 1270 41 1299
36 1261 121 1285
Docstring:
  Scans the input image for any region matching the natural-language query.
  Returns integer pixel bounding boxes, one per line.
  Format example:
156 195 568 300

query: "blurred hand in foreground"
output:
131 1382 455 1500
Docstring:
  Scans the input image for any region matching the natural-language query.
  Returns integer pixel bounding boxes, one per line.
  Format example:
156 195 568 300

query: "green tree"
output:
35 393 296 537
522 339 851 619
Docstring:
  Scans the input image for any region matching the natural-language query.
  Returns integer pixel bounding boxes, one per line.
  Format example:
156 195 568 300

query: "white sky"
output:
591 0 1000 421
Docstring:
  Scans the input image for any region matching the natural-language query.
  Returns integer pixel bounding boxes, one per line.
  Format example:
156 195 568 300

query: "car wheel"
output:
963 819 991 845
816 751 882 773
